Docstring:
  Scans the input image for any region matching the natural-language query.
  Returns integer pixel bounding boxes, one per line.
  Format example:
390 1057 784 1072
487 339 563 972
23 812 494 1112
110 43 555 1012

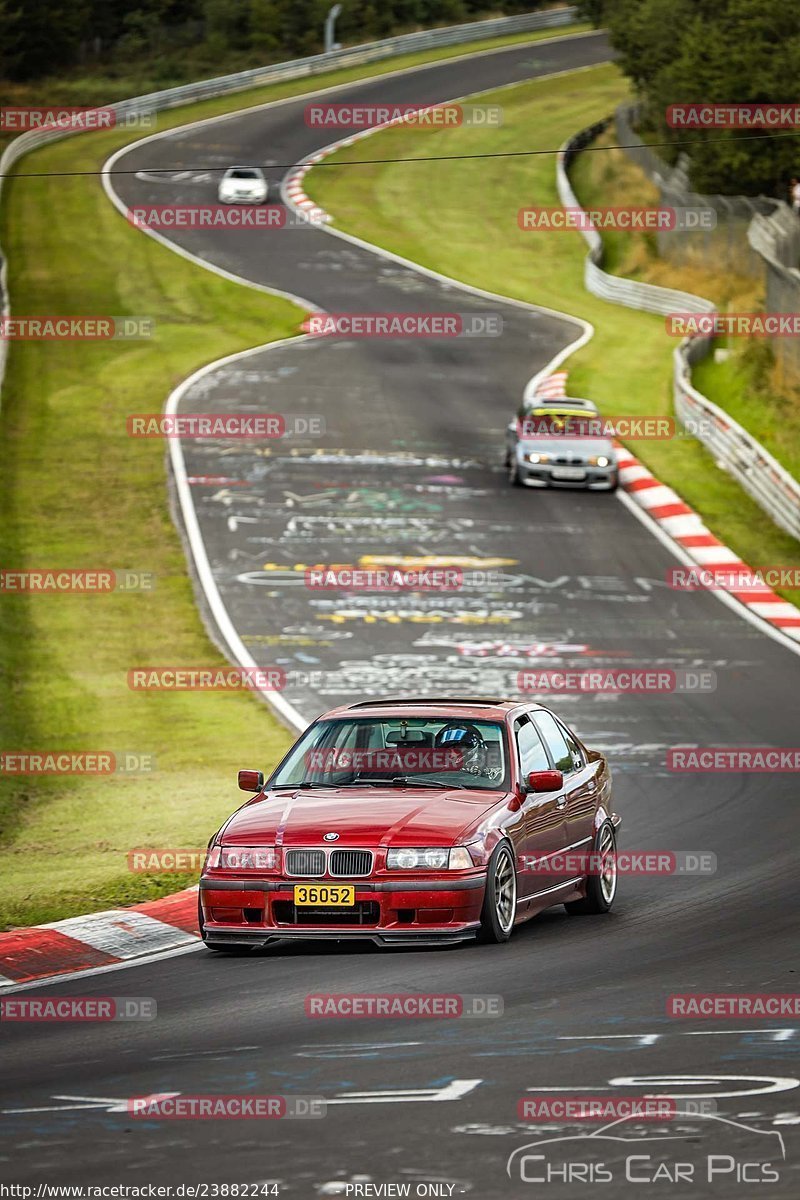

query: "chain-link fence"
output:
615 103 800 384
615 104 778 275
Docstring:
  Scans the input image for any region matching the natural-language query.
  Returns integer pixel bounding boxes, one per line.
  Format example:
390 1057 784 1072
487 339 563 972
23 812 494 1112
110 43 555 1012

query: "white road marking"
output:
326 1079 482 1104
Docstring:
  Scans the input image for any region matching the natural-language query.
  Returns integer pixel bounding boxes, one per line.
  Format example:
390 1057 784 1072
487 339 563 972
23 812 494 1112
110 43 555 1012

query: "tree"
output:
601 0 800 196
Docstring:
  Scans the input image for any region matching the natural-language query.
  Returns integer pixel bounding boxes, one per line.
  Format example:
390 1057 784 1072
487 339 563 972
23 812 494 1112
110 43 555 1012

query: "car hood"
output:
517 435 616 457
221 786 504 847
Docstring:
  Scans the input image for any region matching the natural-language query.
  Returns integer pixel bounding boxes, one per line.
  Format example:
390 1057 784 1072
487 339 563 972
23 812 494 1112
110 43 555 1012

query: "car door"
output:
532 711 595 875
513 716 568 899
554 715 601 852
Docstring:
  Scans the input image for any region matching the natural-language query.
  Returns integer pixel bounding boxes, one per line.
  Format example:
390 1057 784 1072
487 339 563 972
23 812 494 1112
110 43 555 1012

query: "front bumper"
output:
200 873 486 946
519 462 618 490
218 193 267 204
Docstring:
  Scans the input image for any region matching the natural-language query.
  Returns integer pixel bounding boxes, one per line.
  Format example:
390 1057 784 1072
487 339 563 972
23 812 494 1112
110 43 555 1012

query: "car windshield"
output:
229 169 259 179
520 412 601 438
269 717 508 791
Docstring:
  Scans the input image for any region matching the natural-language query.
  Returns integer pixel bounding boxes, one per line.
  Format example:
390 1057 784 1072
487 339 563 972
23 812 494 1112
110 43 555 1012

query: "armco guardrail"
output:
0 7 579 390
559 119 800 544
673 340 800 542
558 120 715 318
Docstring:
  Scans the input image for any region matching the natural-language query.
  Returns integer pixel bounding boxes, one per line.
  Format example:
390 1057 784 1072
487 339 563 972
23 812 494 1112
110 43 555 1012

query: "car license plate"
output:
552 467 586 481
293 884 355 907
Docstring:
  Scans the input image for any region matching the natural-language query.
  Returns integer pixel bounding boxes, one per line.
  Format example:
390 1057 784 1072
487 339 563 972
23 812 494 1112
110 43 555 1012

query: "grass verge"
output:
307 62 800 602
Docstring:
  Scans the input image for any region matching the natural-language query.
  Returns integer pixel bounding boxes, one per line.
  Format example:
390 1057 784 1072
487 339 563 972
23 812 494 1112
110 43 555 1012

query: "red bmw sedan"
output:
199 698 622 950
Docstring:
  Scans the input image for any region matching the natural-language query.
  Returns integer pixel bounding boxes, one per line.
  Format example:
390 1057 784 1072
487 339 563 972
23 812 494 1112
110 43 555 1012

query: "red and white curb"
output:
616 443 800 641
532 373 800 643
532 370 568 400
282 103 456 225
0 887 199 989
283 153 331 225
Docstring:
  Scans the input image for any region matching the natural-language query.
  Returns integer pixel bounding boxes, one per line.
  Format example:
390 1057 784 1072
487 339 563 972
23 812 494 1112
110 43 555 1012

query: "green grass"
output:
307 62 800 603
0 21 594 930
692 348 800 486
0 122 304 928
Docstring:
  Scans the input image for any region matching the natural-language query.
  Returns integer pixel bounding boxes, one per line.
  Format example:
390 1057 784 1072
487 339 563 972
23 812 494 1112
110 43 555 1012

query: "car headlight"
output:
208 845 278 871
589 455 612 467
524 452 551 464
386 846 474 870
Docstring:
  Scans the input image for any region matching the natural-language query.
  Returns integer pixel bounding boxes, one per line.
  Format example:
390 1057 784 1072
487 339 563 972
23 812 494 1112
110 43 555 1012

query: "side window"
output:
532 712 574 775
515 719 550 777
557 718 585 769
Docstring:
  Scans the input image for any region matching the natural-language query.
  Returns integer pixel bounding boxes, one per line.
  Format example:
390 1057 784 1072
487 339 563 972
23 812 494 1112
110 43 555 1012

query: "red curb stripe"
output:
131 887 199 935
647 502 694 519
0 928 118 982
676 534 723 547
729 589 780 602
769 616 800 627
741 593 793 605
626 476 660 493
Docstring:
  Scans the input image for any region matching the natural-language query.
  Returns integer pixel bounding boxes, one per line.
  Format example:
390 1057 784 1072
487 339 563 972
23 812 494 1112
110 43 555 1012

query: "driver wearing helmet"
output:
434 723 488 776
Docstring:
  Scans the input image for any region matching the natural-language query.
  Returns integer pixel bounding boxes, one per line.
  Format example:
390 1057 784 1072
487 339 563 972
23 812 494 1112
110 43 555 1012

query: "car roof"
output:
524 396 599 413
225 165 263 173
318 698 547 721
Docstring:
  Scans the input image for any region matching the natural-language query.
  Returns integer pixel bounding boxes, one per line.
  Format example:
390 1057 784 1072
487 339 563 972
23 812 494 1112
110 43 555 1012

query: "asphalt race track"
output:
2 30 800 1198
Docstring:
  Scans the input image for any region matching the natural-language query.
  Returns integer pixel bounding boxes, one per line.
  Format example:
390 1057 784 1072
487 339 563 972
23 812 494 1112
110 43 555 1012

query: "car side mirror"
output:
527 769 563 792
238 769 264 792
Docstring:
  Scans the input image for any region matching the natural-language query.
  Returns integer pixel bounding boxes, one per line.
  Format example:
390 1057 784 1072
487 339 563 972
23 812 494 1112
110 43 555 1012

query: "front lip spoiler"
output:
200 874 487 892
202 924 480 948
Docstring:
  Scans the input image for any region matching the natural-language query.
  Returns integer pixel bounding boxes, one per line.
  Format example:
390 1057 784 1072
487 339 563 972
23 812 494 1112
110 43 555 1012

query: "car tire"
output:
565 821 618 915
478 842 517 943
198 896 254 954
509 458 522 487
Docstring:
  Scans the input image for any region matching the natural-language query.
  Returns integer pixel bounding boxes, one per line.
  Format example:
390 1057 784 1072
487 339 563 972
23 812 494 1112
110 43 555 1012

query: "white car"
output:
217 166 268 204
